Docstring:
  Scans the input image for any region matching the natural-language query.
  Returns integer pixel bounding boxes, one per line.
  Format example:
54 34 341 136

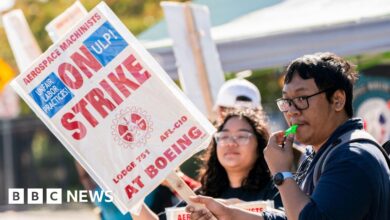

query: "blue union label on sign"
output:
83 21 128 66
30 72 74 118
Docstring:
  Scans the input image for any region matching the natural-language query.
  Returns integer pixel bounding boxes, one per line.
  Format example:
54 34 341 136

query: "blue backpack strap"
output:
313 130 388 187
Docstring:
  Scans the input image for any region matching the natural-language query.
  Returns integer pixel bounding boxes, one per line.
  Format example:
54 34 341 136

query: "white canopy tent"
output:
140 0 390 79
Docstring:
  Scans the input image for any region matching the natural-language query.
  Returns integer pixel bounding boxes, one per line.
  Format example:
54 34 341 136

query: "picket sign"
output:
165 171 204 209
2 9 42 72
45 1 88 42
1 10 40 118
10 2 215 214
165 200 274 220
45 0 205 211
162 2 225 118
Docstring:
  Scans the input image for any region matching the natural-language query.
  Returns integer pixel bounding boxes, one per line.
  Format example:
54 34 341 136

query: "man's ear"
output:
332 90 346 112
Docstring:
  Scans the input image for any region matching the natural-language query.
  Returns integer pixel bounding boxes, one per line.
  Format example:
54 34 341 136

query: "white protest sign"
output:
162 2 225 117
233 200 274 212
2 9 42 72
165 200 274 220
45 1 88 42
10 2 215 213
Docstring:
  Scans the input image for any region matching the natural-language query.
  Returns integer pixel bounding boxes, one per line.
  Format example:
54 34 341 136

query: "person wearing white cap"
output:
214 78 261 123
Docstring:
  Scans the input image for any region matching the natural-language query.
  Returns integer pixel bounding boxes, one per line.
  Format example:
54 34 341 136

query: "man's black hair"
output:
284 52 358 117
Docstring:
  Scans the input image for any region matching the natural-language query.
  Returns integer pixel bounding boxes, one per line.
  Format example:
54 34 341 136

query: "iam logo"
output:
111 107 153 149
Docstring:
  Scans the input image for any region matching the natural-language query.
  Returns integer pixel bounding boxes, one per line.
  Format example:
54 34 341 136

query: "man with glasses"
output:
186 52 390 220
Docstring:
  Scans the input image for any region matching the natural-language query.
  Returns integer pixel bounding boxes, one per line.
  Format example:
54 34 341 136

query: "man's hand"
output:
186 195 231 220
186 196 265 220
264 131 311 220
263 131 295 175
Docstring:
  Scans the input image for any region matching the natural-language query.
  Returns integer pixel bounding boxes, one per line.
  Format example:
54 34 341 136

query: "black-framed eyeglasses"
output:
276 88 332 112
214 131 254 145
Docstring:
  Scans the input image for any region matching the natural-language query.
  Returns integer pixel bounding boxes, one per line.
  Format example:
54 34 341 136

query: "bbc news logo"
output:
8 188 113 204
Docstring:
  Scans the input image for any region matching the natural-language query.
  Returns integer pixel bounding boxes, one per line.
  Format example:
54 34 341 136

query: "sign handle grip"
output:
166 171 204 208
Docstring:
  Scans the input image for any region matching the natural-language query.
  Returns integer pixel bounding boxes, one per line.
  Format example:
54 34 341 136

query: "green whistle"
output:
285 124 298 136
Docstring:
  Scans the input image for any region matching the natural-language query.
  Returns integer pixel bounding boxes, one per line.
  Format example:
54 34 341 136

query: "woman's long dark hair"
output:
198 109 271 197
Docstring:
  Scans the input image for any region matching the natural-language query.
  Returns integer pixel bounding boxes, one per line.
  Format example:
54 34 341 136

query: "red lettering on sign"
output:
113 161 136 184
61 112 87 140
60 53 153 140
99 79 123 105
85 88 116 118
177 214 190 220
145 164 159 179
155 157 168 169
70 45 102 79
23 49 62 85
58 62 84 89
163 148 177 162
108 65 140 98
71 99 99 127
122 54 151 84
171 144 182 154
177 135 192 151
124 176 144 199
188 126 202 139
145 126 203 179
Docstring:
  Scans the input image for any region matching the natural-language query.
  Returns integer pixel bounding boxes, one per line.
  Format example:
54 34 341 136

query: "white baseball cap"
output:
214 78 261 109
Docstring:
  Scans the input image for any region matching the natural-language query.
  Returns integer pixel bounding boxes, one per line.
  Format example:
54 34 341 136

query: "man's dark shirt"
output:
264 118 390 220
